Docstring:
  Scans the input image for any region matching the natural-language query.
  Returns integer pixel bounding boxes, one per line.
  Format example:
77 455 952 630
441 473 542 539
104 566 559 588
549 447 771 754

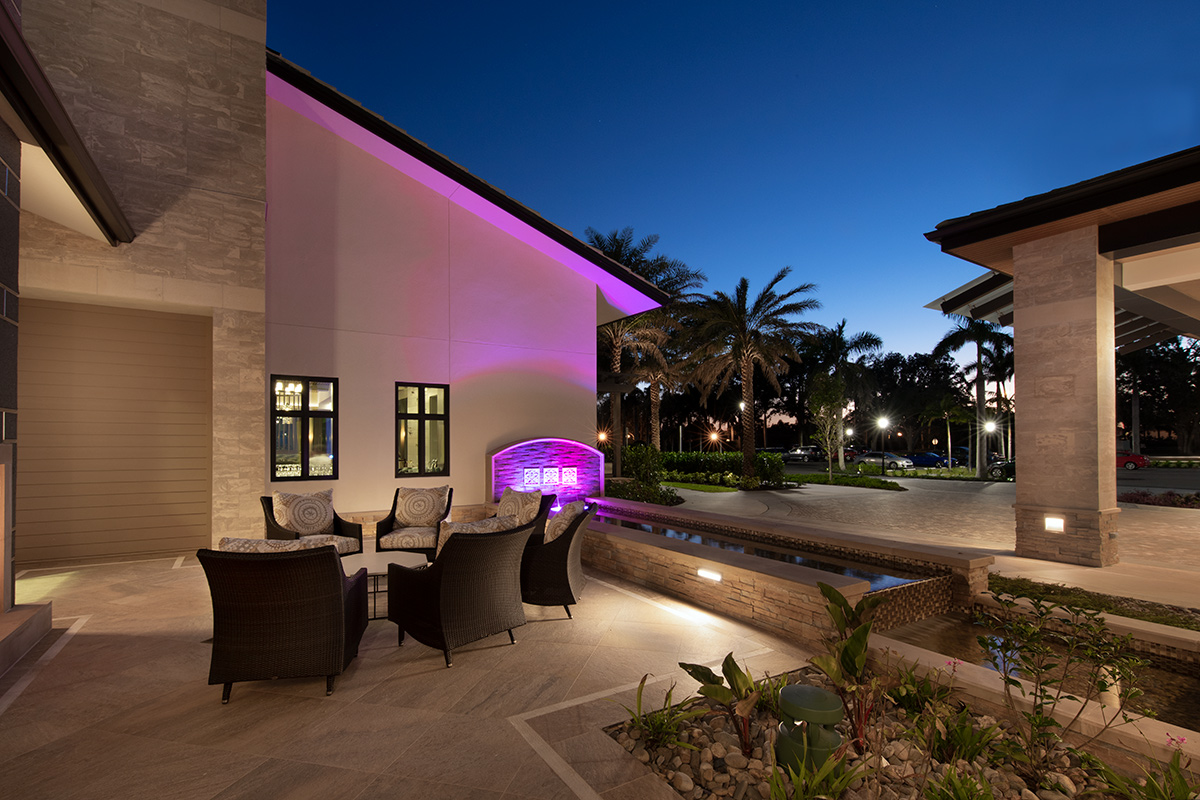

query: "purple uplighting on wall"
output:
489 438 603 507
266 74 659 319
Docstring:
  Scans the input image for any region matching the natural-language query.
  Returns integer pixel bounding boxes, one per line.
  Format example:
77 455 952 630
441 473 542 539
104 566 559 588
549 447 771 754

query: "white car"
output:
853 451 913 470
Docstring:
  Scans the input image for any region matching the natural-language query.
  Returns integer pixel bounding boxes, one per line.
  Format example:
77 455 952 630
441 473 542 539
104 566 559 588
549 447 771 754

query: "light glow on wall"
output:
1045 515 1065 533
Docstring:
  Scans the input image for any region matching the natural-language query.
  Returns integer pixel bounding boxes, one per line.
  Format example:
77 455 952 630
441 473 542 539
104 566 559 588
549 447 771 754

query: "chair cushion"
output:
394 485 450 528
498 487 541 525
219 535 342 553
273 489 335 535
436 515 518 556
378 527 437 550
544 501 586 543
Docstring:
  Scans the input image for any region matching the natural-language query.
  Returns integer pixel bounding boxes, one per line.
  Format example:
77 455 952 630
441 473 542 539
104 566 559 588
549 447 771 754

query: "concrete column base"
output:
1015 505 1120 567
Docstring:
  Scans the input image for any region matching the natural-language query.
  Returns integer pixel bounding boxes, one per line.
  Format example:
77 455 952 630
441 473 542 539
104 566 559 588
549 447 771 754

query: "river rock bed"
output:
605 666 1145 800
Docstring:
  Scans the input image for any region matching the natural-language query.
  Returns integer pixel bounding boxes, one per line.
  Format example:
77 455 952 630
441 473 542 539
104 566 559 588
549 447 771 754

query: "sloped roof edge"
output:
265 50 670 312
0 6 133 245
925 145 1200 251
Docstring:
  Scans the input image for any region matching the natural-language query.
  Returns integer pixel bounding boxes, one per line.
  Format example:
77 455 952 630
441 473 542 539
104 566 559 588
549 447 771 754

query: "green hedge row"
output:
658 451 786 484
1150 460 1200 468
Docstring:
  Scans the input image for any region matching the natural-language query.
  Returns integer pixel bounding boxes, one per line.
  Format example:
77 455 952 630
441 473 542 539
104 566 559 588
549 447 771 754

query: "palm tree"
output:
812 320 882 470
921 394 972 467
690 267 821 478
588 227 706 447
933 318 1010 477
981 336 1015 458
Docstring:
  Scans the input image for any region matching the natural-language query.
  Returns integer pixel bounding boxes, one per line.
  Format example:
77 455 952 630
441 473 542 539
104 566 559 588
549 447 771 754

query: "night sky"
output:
268 1 1200 356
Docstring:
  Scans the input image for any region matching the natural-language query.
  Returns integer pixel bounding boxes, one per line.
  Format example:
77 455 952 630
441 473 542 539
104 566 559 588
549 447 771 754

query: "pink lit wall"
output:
265 94 606 512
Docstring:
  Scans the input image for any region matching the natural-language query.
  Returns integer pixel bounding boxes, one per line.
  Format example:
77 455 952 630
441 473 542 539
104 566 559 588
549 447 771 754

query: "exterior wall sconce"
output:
697 569 722 582
1045 516 1065 533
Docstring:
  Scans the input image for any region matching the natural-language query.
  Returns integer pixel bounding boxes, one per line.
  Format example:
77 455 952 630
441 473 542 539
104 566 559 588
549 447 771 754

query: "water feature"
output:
885 611 1200 729
597 515 922 592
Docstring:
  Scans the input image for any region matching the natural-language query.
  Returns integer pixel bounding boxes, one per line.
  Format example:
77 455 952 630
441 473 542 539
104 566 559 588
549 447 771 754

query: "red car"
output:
1117 451 1149 470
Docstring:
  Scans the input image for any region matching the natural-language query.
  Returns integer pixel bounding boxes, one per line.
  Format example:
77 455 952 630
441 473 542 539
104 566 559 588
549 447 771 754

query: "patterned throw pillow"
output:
544 501 586 543
394 485 450 528
436 514 518 556
498 487 541 525
273 489 335 535
219 536 338 553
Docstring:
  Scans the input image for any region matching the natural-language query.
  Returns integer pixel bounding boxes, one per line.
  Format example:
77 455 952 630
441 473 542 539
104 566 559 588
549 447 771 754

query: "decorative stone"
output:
672 772 695 793
724 752 749 769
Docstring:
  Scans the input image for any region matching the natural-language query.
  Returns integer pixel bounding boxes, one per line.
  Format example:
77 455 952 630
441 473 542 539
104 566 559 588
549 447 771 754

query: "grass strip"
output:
662 482 738 493
988 574 1200 632
791 474 906 491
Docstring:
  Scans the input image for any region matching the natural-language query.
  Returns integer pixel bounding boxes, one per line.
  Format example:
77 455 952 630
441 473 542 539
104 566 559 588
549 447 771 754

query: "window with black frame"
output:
271 376 337 480
396 383 449 477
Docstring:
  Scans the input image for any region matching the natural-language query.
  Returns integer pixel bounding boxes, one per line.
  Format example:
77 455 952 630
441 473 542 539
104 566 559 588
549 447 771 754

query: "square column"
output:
1012 226 1118 566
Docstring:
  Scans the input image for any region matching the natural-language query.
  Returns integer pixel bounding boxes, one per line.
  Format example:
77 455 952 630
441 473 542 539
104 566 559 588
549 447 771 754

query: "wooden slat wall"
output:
16 300 213 565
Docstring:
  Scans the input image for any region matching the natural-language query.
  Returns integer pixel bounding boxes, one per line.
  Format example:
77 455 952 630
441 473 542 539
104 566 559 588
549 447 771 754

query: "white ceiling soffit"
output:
928 268 1200 354
20 142 108 242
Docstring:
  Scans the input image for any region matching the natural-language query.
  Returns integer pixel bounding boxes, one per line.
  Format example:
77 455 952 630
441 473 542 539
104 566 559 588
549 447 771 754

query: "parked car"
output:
853 451 914 470
987 459 1016 480
907 451 953 468
1117 451 1149 470
784 445 824 463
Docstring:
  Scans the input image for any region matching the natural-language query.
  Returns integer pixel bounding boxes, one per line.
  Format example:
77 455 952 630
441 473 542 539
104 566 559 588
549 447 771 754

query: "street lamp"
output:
984 420 997 463
876 417 890 475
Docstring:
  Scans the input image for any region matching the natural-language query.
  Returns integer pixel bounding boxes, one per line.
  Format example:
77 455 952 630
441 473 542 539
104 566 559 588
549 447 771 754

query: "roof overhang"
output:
925 145 1200 351
0 6 132 244
265 51 669 324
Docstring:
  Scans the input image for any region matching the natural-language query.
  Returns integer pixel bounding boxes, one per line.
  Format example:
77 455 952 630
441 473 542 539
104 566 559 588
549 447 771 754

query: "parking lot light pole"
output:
876 417 890 475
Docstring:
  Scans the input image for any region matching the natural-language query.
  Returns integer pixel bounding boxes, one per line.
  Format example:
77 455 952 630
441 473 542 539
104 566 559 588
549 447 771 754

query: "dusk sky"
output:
268 1 1200 357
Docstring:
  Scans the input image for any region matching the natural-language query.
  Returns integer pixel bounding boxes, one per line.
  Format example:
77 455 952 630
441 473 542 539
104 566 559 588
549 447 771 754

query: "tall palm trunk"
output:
741 356 755 478
974 342 985 478
837 406 846 471
610 341 621 434
650 381 662 451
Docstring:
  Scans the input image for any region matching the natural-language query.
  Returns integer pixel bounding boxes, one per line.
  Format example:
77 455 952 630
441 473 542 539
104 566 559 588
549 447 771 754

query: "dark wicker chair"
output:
520 502 597 618
197 545 368 703
260 496 363 555
375 487 453 559
387 519 535 667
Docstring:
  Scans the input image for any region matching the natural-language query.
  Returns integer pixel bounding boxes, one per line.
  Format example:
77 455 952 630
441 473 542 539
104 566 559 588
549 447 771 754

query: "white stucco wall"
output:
265 99 598 512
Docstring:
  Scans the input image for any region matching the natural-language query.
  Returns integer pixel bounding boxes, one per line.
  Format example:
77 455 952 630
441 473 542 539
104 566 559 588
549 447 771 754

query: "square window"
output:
271 376 337 481
395 383 449 477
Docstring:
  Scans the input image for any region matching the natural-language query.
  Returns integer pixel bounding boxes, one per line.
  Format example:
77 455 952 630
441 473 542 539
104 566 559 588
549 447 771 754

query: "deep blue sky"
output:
268 1 1200 357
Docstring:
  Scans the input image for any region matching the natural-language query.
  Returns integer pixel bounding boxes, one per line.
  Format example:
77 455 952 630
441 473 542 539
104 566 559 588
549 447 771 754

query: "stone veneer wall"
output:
18 0 268 544
583 521 851 645
583 521 957 645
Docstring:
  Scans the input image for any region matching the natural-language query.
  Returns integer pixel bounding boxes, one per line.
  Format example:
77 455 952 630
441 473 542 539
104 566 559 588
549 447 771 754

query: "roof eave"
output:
0 6 133 245
925 145 1200 252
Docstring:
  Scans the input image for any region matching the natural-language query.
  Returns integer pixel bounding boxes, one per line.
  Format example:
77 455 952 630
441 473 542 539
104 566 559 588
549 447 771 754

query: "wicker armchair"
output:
387 519 535 667
520 503 597 618
197 546 368 703
260 496 363 555
372 484 451 561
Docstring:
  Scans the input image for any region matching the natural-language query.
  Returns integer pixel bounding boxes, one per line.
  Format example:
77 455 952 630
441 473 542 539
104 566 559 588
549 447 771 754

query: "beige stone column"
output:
1012 226 1118 566
212 309 267 543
